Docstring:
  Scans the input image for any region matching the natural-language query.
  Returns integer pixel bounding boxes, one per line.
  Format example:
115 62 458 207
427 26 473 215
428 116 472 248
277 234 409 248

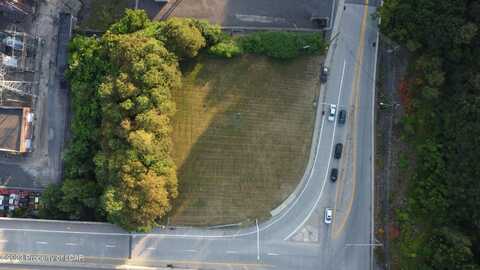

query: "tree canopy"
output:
40 9 327 231
380 0 480 268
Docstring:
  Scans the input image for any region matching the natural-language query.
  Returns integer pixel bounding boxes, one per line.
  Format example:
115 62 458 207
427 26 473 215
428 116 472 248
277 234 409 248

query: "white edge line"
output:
256 219 260 261
371 3 381 270
284 59 347 241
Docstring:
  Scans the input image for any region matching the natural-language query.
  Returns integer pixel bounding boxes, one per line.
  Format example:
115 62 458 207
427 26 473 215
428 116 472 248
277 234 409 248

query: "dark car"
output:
338 109 347 124
320 65 329 83
334 143 343 159
330 168 338 182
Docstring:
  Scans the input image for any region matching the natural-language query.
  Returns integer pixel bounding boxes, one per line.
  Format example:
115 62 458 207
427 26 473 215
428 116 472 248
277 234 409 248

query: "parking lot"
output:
0 188 41 217
149 0 335 29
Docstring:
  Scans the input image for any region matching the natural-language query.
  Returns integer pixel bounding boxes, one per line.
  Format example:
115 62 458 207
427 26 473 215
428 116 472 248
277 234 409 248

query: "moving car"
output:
328 104 337 122
334 143 343 159
338 109 347 124
324 208 333 224
320 65 329 83
330 168 338 182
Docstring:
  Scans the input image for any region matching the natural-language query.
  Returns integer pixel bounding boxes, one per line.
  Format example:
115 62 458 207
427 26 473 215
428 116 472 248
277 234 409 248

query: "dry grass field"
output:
169 54 322 226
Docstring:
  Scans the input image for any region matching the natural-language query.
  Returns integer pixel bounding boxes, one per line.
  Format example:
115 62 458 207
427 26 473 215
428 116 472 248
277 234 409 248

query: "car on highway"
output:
338 109 347 124
324 208 333 224
328 104 337 122
334 143 343 159
320 65 329 83
330 168 338 182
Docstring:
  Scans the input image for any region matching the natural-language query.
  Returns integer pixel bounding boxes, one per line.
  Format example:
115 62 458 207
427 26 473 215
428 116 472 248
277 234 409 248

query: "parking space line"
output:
226 250 238 254
267 252 280 256
184 249 197 253
105 244 116 248
65 242 77 246
35 241 48 245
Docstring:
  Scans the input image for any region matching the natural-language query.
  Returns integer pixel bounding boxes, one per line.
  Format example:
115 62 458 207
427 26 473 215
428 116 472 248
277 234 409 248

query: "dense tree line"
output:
40 10 327 231
379 0 480 268
40 10 218 231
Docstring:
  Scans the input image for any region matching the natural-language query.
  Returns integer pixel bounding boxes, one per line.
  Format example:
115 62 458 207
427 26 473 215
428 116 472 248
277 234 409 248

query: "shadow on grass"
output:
167 53 322 226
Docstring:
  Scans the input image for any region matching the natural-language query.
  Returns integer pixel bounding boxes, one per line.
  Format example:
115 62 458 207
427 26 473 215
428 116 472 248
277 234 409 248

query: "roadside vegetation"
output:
379 0 480 268
39 10 326 231
209 31 326 59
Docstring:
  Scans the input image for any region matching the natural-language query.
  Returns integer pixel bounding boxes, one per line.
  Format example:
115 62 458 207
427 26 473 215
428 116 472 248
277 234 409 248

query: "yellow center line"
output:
332 0 370 239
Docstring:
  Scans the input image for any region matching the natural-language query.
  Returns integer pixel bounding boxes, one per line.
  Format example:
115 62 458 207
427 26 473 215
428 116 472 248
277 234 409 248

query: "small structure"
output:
0 106 33 153
310 15 329 29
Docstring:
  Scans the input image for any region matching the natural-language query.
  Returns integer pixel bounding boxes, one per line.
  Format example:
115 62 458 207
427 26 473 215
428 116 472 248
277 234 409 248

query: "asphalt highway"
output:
0 0 380 269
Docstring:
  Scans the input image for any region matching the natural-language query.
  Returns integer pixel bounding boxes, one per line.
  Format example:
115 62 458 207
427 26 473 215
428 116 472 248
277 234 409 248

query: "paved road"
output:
0 0 380 269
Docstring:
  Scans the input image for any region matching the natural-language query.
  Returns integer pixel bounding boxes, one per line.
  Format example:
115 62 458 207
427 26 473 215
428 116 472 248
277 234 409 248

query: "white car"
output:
8 194 17 211
328 104 337 122
324 208 333 224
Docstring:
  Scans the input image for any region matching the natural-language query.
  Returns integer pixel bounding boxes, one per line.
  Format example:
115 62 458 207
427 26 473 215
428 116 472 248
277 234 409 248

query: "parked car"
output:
338 109 347 124
8 194 17 211
320 65 329 83
324 208 333 224
34 195 40 210
3 36 23 50
328 104 337 122
334 143 343 159
330 168 338 182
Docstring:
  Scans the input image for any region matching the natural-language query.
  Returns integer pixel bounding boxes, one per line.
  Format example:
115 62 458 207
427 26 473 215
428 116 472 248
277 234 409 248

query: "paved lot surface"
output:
153 0 335 29
0 0 380 269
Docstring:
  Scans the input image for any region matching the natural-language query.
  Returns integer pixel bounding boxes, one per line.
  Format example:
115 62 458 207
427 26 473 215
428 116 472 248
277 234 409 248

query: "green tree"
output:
426 228 477 270
58 179 100 220
157 18 206 58
109 9 150 34
38 184 65 219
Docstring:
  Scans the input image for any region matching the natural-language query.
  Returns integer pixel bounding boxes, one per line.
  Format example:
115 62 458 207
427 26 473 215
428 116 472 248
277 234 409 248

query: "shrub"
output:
239 31 326 59
208 40 242 58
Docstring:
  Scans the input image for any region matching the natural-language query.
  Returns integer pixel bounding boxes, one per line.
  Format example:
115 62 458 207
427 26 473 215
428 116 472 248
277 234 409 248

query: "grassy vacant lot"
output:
170 54 322 225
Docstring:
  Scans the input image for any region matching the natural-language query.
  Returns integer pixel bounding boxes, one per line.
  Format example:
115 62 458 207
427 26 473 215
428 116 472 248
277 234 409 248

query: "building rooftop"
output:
0 106 31 153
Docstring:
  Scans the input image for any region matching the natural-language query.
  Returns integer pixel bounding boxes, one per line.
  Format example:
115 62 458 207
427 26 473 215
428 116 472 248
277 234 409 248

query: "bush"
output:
191 19 224 46
208 40 242 58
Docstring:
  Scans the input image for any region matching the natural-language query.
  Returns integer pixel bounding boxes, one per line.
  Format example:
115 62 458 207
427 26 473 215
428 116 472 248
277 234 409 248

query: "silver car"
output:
328 104 337 122
324 208 333 224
